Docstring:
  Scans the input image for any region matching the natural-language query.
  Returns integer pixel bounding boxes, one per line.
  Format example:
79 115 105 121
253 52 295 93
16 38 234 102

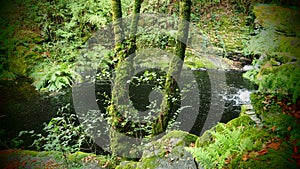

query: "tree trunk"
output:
111 0 123 52
152 0 192 135
109 0 143 158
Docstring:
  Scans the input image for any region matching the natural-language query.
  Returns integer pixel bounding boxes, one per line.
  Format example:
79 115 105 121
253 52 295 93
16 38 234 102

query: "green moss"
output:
245 29 300 57
250 92 282 116
132 130 198 168
253 4 300 37
138 156 160 169
116 161 138 169
109 129 142 159
263 113 300 139
184 50 217 69
161 130 198 146
0 150 116 169
226 115 255 129
195 129 213 148
246 5 300 58
36 151 64 161
229 147 297 169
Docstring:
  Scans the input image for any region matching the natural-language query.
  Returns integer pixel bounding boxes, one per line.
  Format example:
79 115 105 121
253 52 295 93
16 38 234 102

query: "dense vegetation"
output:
0 0 299 168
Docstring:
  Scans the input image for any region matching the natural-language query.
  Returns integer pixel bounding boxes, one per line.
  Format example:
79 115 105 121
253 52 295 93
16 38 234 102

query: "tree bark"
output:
152 0 192 135
111 0 123 52
109 0 143 134
109 0 143 157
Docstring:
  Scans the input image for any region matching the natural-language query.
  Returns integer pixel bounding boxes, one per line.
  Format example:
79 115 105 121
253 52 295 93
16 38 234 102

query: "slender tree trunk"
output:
111 0 123 52
152 0 192 135
109 0 143 157
109 0 143 133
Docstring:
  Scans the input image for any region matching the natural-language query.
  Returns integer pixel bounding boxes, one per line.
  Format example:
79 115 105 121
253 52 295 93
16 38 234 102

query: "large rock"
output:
246 4 300 57
253 4 300 37
116 130 198 169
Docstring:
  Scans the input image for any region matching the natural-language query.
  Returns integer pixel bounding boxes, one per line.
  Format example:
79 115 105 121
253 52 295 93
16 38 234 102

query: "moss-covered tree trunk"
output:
111 0 123 52
152 0 192 135
109 0 143 157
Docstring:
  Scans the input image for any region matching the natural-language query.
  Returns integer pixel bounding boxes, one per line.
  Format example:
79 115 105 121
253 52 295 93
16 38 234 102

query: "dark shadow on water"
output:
0 69 256 150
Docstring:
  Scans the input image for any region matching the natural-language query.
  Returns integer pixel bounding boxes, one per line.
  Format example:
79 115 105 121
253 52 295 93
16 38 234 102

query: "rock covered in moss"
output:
245 4 300 57
0 150 115 169
227 115 256 128
253 4 300 37
117 130 198 169
195 128 214 148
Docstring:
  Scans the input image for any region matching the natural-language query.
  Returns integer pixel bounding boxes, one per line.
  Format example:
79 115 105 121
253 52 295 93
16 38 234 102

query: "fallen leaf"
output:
242 154 251 161
271 126 277 132
102 161 109 168
267 142 281 150
257 149 268 156
225 156 232 164
292 154 300 160
293 146 299 154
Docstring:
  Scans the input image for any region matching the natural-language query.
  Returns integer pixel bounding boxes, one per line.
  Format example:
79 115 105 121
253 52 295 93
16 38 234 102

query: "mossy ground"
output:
195 2 251 55
0 150 117 169
190 111 299 168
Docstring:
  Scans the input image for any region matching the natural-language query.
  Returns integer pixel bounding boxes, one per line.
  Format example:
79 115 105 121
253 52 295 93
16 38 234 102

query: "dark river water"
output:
0 69 256 149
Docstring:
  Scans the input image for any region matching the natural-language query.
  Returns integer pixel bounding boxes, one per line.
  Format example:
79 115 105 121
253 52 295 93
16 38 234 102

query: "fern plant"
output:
30 61 75 91
186 124 254 169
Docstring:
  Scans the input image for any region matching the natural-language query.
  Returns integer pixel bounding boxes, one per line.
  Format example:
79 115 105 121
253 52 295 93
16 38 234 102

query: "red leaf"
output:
257 149 268 156
267 142 281 150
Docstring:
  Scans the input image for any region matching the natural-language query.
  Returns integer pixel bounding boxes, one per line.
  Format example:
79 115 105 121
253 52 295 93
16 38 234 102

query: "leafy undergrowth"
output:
229 94 300 168
194 1 251 57
186 93 300 168
0 150 118 169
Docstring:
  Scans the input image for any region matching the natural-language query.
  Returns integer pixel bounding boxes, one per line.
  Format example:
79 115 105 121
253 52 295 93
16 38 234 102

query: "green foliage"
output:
18 104 101 157
244 57 300 103
29 62 75 91
250 92 282 116
263 113 300 139
137 33 170 49
141 0 179 15
186 124 254 169
0 0 134 91
244 29 300 56
21 104 84 153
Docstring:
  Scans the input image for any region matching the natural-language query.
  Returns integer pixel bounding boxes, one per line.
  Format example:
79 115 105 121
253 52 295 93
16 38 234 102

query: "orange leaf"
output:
267 142 281 150
271 126 277 132
257 149 268 155
242 154 251 161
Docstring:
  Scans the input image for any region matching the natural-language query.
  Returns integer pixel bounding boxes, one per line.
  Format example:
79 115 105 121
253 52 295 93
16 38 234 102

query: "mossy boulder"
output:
117 130 198 169
0 150 115 169
253 4 300 37
195 128 214 148
116 161 138 169
142 130 197 157
245 4 300 59
226 115 255 128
